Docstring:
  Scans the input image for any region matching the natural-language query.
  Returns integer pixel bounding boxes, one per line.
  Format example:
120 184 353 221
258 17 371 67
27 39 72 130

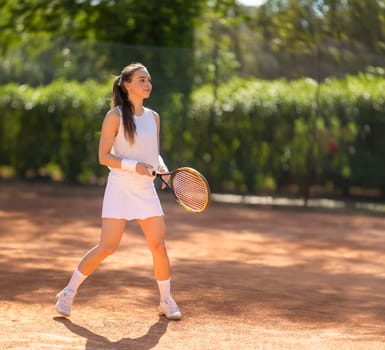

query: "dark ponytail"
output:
111 63 146 144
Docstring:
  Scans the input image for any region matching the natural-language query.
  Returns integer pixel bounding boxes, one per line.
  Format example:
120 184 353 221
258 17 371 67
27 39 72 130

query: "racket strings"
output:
172 171 209 212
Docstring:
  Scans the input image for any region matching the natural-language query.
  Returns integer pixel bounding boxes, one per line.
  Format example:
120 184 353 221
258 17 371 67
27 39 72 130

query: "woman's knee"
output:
96 244 117 258
148 240 167 256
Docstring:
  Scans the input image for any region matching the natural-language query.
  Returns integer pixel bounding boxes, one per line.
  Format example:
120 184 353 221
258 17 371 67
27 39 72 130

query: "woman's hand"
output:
157 164 170 189
136 162 154 176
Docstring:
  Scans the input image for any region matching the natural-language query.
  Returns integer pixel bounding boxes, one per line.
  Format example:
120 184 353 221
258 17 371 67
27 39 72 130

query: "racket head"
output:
169 167 210 213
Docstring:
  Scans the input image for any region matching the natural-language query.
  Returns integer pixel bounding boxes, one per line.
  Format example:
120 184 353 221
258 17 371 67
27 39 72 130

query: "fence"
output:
0 37 385 201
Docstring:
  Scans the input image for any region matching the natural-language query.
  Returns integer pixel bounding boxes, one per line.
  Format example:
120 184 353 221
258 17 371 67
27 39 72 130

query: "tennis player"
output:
55 62 181 320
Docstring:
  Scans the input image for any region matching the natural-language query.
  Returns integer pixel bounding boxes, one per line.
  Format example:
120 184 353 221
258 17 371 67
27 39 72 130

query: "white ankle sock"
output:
157 278 172 301
66 268 88 293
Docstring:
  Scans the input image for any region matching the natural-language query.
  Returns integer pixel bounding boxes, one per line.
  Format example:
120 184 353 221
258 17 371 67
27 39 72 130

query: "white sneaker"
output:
158 298 182 320
55 288 76 317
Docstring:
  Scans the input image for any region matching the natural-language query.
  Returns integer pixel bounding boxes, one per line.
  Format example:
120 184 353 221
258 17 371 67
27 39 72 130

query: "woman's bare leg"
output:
55 218 126 317
78 218 127 275
137 215 169 280
137 215 181 319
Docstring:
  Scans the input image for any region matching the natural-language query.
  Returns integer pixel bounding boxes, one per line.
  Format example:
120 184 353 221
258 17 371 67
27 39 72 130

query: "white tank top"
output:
110 106 159 175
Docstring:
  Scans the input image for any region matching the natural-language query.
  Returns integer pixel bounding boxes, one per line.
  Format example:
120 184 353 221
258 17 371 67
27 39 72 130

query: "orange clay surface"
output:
1 181 385 350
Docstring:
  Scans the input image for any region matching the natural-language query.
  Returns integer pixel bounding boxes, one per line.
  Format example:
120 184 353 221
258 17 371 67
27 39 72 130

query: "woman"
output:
55 62 181 320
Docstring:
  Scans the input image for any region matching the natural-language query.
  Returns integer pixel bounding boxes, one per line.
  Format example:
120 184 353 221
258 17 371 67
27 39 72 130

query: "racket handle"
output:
152 170 172 177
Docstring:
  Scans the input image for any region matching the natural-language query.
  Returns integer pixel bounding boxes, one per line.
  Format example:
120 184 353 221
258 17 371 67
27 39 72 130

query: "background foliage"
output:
0 0 385 200
1 73 384 198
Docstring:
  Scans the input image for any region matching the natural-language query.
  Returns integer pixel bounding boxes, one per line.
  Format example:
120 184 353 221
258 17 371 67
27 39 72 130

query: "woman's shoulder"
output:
107 105 121 117
144 107 159 119
105 106 121 120
102 106 121 129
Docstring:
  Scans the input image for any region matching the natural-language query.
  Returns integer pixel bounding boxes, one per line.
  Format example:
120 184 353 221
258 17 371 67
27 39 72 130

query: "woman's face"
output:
125 68 152 100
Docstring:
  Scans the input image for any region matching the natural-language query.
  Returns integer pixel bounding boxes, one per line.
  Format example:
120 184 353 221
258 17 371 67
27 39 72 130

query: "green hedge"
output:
182 74 385 197
0 74 385 198
0 80 110 183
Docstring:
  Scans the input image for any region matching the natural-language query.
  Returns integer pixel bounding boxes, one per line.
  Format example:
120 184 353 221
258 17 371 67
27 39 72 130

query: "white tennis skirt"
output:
101 170 164 220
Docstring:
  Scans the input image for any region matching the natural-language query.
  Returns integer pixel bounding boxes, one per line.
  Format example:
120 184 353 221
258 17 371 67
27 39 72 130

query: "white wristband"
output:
121 159 137 172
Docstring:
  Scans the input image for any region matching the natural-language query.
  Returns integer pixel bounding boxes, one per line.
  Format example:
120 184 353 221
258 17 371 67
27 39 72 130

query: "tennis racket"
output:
152 167 210 213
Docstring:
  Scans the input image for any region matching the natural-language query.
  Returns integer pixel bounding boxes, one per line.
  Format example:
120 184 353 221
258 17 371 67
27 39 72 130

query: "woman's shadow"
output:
54 316 170 350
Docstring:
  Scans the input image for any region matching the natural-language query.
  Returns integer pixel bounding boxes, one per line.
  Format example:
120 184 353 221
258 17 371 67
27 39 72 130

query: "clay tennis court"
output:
1 181 385 349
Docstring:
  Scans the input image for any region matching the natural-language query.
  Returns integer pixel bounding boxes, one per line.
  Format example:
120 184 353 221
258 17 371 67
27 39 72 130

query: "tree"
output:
255 0 385 55
0 0 206 85
345 0 385 53
0 0 205 48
